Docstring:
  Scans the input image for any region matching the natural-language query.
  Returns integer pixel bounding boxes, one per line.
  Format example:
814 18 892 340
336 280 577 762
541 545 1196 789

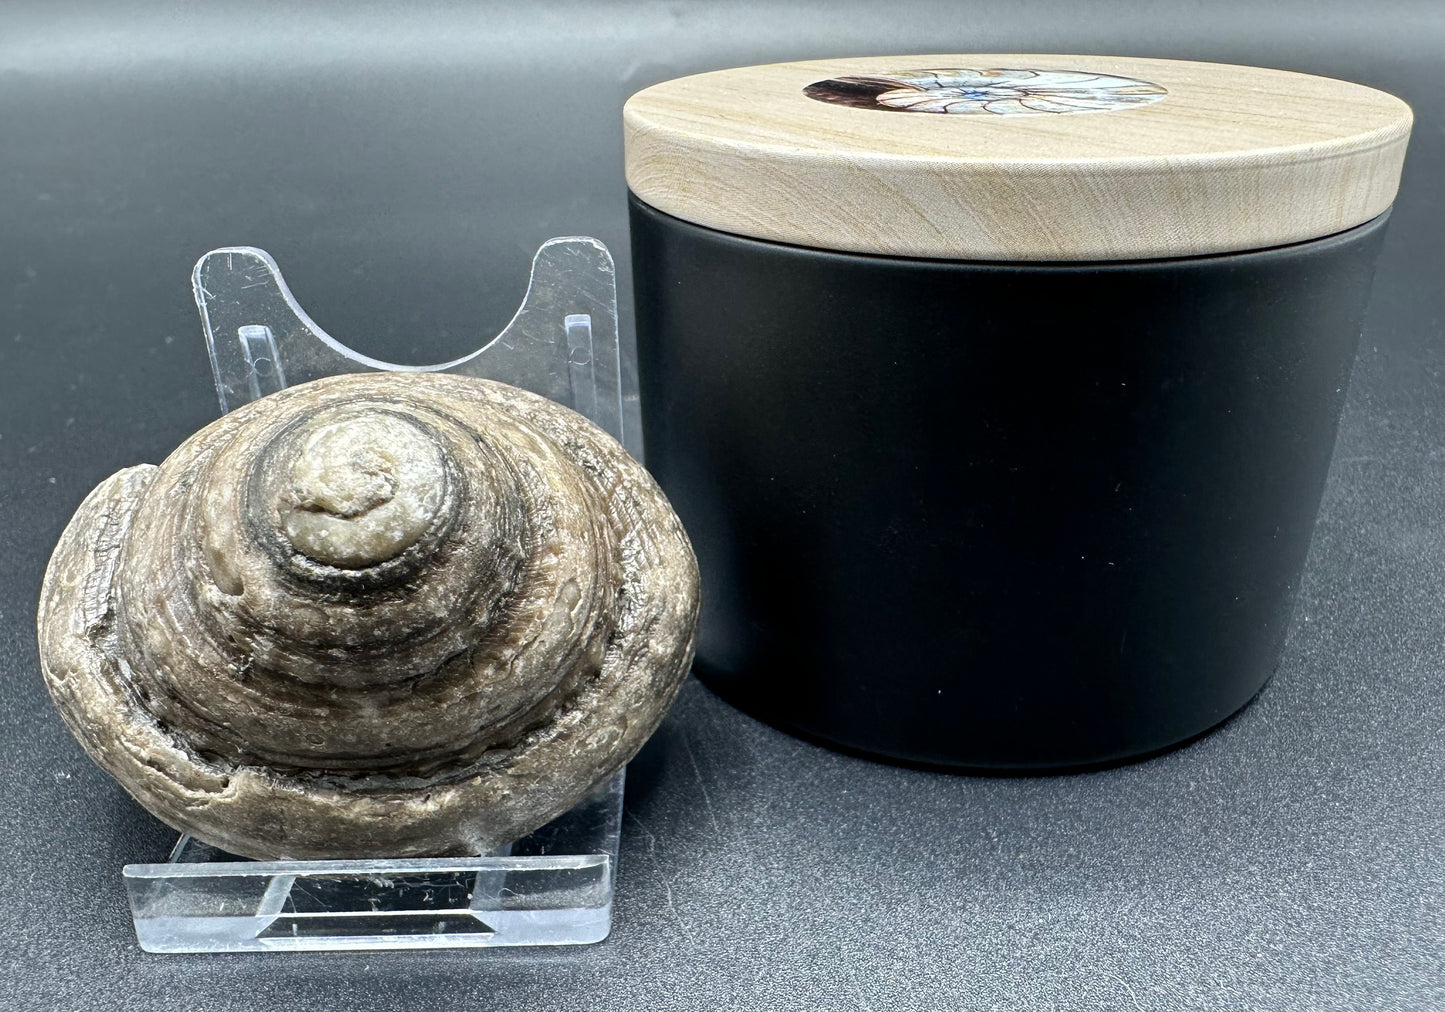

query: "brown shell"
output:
37 372 700 860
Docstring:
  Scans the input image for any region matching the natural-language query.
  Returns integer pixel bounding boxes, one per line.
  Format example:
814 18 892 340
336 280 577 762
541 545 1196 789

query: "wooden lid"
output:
624 55 1412 261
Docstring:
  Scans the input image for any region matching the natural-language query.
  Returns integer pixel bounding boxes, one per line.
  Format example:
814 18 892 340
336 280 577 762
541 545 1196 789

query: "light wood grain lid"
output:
624 55 1412 261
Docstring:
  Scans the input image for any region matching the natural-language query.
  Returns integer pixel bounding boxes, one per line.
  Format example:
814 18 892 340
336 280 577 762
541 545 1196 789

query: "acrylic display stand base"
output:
123 238 632 952
124 772 624 952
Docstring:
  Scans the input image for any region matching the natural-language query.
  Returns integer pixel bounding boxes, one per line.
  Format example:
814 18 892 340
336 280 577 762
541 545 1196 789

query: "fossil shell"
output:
37 372 700 860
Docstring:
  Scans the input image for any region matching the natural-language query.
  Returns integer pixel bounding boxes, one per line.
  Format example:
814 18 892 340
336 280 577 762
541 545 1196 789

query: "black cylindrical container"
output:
624 56 1413 769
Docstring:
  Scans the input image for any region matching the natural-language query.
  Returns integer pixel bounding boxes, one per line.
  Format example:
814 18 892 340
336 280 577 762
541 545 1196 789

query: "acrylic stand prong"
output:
123 238 631 953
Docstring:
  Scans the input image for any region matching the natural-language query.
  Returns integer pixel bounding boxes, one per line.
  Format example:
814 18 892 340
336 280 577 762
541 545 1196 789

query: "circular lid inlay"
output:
801 67 1168 117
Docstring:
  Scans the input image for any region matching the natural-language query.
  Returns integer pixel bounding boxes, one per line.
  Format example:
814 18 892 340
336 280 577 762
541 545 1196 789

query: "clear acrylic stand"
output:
123 238 631 952
125 771 624 952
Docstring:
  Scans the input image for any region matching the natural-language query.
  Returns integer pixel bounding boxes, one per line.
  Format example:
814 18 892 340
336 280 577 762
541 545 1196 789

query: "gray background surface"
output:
2 2 1442 1009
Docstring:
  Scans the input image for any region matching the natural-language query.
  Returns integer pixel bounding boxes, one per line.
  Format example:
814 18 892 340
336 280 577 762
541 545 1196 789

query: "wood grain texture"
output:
624 55 1412 260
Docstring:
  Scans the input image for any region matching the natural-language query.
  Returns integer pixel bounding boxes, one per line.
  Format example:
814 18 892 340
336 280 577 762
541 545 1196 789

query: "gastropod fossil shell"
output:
37 372 700 860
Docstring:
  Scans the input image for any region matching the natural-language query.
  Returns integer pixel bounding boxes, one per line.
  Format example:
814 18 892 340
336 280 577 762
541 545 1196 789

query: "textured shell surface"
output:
37 372 700 860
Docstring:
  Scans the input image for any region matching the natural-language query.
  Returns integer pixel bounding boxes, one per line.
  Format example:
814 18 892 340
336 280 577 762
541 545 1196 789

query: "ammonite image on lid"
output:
803 68 1167 116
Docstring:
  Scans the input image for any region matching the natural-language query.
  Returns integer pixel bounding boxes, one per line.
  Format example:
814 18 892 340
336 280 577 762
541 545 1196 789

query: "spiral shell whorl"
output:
39 373 697 859
275 412 446 569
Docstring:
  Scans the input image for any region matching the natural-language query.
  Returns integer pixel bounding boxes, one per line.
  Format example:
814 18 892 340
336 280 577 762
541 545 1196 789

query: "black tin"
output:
631 196 1392 769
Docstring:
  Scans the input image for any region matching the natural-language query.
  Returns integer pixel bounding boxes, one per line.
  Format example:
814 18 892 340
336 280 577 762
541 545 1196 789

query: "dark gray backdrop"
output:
2 2 1442 1009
